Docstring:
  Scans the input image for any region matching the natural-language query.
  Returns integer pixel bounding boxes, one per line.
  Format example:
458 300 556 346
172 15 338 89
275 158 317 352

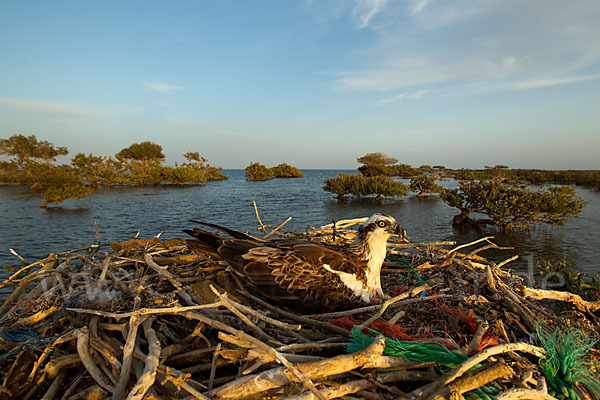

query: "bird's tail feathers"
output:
188 220 260 241
183 228 223 258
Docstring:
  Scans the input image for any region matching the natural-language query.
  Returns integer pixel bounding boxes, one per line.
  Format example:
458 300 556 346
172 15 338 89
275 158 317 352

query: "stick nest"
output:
0 216 598 400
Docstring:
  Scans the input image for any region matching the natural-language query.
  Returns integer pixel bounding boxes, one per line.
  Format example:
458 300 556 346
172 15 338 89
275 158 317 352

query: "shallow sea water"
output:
1 169 598 296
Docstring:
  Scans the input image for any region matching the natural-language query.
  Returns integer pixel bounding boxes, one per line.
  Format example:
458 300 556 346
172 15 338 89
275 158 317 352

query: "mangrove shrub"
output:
116 141 166 184
19 163 93 207
357 152 398 177
71 153 126 186
183 152 228 181
0 134 68 168
245 162 273 181
0 134 228 206
245 162 304 180
163 165 206 185
1 135 92 207
440 179 587 230
410 173 441 197
271 163 304 178
323 173 409 200
116 141 165 162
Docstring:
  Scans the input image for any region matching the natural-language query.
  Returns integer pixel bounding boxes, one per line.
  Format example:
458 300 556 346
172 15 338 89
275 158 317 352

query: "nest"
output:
0 215 599 400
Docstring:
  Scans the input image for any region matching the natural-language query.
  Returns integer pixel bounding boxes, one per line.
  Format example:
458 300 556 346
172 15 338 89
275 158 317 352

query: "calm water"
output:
1 169 599 287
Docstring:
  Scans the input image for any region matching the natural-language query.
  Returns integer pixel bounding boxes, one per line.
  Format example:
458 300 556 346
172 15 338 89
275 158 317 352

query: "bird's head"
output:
358 214 405 242
354 214 405 299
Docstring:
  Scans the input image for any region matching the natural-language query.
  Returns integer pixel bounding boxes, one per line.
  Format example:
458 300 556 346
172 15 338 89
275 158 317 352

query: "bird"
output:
183 214 404 312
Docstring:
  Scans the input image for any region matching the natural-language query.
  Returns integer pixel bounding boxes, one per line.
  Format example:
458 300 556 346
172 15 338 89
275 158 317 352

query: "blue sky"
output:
1 0 599 169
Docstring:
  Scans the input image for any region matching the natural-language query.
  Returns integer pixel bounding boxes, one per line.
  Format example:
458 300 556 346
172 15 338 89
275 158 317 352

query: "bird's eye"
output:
378 221 386 227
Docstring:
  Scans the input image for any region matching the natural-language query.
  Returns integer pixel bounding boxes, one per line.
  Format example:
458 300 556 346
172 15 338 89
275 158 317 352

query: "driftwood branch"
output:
263 216 293 240
418 343 545 399
286 370 438 400
357 284 430 329
430 361 515 400
495 388 556 400
208 335 386 400
67 301 224 320
238 290 351 337
76 328 115 393
144 254 195 305
522 286 600 312
126 319 160 400
112 315 143 400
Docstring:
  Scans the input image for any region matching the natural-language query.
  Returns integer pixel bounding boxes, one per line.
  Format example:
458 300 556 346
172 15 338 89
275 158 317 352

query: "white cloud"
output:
376 93 407 104
406 89 431 99
375 89 432 104
408 0 431 15
506 74 600 90
0 98 97 115
351 0 389 29
314 1 600 97
406 2 485 30
142 81 183 93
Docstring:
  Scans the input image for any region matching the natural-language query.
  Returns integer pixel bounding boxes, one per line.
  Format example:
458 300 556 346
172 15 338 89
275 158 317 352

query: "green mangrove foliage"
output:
109 143 226 185
410 173 441 197
536 258 600 302
0 134 68 168
115 141 167 185
440 179 587 230
326 152 429 200
356 152 397 177
1 134 91 207
183 152 228 181
116 141 165 162
447 165 600 188
245 162 304 181
462 166 600 187
0 161 20 183
161 165 205 185
355 152 600 189
323 173 409 200
271 163 304 178
325 152 590 229
71 153 127 186
357 152 419 178
27 164 94 208
245 162 273 181
0 134 227 207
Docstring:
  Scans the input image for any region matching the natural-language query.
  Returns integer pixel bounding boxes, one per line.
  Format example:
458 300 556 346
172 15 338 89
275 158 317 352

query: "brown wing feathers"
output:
183 221 365 311
290 243 368 282
182 228 224 258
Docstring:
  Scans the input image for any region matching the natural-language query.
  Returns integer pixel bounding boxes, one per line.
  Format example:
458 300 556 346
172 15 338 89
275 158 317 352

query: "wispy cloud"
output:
311 1 600 97
408 0 431 15
352 0 389 29
142 81 183 93
376 93 408 104
506 74 600 90
338 53 523 92
0 98 97 115
375 89 432 104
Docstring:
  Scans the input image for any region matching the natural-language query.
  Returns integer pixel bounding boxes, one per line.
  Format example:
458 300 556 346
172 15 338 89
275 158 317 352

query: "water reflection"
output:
43 206 92 214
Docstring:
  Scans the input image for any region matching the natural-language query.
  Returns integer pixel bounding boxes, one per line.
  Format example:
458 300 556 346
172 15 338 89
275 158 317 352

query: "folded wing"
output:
184 224 366 311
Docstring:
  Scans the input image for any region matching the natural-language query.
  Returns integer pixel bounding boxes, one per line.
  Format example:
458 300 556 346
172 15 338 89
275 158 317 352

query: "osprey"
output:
183 214 404 312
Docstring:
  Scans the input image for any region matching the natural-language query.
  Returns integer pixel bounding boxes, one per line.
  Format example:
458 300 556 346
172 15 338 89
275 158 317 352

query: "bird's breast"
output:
322 264 379 303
